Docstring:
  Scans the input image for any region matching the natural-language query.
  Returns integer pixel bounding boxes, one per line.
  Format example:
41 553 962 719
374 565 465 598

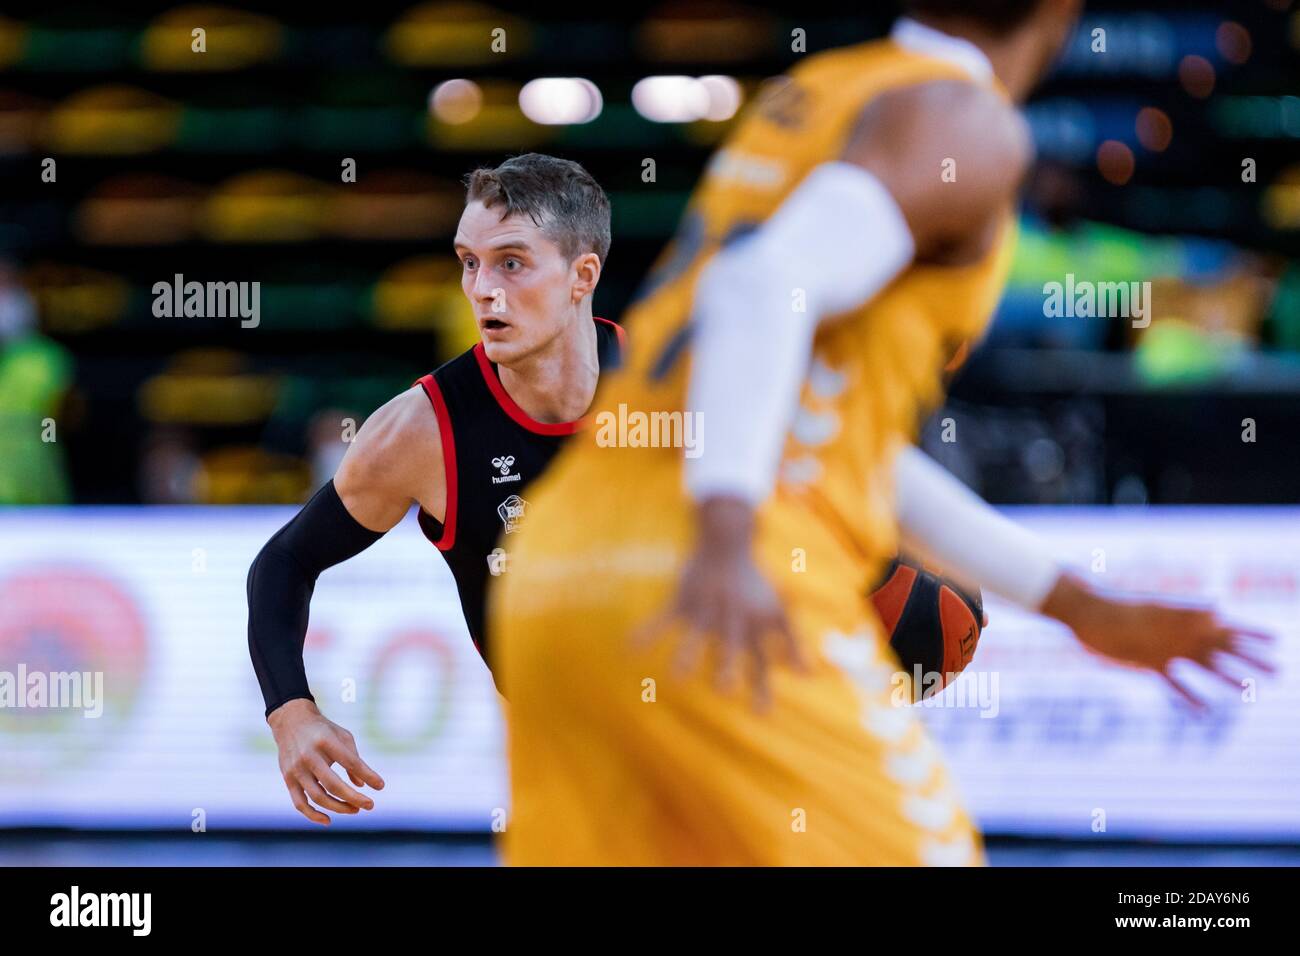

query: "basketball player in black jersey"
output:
246 153 620 825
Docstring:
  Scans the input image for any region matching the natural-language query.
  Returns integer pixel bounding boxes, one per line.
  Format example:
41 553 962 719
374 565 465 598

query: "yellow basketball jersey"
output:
586 38 1020 596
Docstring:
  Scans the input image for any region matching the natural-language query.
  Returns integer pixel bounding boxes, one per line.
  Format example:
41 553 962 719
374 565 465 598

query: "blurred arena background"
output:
1 0 1299 866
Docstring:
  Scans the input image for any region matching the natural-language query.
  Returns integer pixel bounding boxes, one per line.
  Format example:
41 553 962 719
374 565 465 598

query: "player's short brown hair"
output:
464 153 611 263
903 0 1044 33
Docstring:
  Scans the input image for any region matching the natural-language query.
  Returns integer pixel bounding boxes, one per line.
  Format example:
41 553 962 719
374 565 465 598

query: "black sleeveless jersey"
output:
415 317 624 665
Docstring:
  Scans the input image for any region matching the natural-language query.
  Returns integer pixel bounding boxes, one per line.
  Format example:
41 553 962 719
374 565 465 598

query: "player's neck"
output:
911 14 1047 104
496 307 600 424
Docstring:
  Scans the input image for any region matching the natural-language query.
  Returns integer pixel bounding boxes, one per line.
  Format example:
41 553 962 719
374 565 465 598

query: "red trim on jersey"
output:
416 373 458 551
595 315 627 351
472 317 623 436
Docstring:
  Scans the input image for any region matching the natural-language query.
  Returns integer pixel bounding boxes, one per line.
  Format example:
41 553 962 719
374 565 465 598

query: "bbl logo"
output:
497 495 527 534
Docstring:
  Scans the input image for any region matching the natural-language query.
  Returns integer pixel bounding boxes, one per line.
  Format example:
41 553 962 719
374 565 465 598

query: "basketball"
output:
871 557 986 700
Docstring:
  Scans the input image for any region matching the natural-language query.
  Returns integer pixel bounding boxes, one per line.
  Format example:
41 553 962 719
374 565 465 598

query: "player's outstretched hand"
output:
267 698 385 825
633 495 809 711
1042 572 1276 711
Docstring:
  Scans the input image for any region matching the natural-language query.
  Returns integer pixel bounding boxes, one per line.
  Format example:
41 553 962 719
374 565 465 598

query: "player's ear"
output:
570 251 601 302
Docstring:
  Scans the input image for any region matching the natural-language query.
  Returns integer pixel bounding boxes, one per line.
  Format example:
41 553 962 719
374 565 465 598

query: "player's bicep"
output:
841 81 1032 264
334 387 442 532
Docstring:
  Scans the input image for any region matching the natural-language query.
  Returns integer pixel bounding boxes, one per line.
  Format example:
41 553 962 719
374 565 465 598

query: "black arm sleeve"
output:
247 479 386 718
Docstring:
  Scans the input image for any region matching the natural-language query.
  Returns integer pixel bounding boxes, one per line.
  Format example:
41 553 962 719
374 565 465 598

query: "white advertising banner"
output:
0 506 505 830
922 507 1300 841
0 506 1296 839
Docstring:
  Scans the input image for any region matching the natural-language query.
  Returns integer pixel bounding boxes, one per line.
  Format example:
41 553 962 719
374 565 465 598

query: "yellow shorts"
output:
490 444 983 866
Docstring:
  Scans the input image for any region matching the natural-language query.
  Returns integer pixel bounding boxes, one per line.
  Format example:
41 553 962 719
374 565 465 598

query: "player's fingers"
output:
312 758 373 810
285 780 330 826
748 634 773 713
714 606 745 694
325 736 385 790
1191 625 1270 678
298 773 359 815
1225 625 1275 644
773 610 809 673
1196 652 1250 691
1160 670 1208 713
1222 640 1276 676
672 623 710 679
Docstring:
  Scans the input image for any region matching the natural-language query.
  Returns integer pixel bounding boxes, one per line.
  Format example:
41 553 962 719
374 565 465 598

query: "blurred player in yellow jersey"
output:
489 0 1255 865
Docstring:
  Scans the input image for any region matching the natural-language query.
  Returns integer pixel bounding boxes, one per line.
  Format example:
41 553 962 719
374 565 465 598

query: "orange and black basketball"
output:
870 556 986 700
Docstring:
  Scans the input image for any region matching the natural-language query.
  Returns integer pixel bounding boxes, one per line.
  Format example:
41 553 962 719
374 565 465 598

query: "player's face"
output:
454 200 585 366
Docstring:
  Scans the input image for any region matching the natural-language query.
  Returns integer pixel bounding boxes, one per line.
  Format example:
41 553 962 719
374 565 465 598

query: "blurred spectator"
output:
307 407 361 492
137 425 201 503
0 261 73 504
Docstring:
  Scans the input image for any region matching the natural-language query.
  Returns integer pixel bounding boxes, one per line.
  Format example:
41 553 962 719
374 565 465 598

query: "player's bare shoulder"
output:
842 79 1032 262
334 385 444 531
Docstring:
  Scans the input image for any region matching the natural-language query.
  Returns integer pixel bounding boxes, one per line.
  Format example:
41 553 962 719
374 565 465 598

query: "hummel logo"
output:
491 454 521 484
